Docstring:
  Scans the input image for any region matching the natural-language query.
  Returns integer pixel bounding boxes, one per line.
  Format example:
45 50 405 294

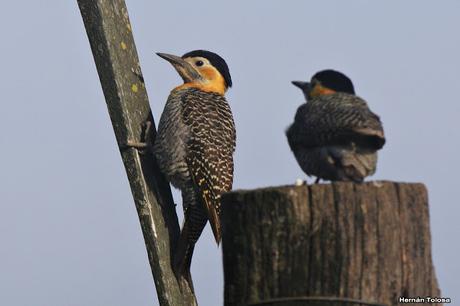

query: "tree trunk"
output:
77 1 196 305
221 181 441 306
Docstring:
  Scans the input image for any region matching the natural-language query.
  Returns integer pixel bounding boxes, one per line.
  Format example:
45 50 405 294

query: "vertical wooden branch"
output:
222 181 441 306
77 1 196 305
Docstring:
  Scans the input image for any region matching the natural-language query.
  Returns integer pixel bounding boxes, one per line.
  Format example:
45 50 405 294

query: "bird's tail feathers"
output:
173 222 195 293
173 205 208 292
329 146 377 182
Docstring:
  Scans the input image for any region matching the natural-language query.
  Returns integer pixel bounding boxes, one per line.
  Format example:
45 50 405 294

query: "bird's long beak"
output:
157 52 202 83
291 81 311 92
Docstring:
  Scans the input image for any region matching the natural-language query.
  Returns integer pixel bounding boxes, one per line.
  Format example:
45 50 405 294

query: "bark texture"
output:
77 1 196 305
222 181 441 306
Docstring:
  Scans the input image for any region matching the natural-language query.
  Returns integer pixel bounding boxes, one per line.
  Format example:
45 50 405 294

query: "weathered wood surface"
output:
77 1 196 305
222 181 441 306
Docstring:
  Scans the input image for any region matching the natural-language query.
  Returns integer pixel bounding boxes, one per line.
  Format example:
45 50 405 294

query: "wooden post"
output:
77 1 196 305
222 181 441 306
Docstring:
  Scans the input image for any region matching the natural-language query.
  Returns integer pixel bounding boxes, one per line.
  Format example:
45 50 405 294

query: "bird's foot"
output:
295 179 307 186
314 177 321 184
372 181 384 187
123 121 153 154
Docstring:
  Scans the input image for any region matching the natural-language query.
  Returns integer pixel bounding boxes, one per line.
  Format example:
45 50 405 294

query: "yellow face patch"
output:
194 66 226 95
309 84 336 99
173 57 227 95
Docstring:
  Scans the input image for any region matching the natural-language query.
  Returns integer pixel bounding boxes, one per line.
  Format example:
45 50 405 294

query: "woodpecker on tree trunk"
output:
151 50 235 289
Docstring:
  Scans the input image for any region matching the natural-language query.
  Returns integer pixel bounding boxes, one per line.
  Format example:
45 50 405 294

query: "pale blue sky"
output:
0 1 459 305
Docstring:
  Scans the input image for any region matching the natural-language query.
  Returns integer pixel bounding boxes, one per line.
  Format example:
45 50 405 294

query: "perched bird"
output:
153 50 236 284
286 69 385 183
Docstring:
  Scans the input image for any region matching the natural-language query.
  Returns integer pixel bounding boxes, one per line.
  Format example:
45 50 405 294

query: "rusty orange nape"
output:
174 66 226 95
309 84 336 98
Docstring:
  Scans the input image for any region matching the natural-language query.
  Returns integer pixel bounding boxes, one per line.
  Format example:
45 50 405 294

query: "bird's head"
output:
292 69 355 101
157 50 232 95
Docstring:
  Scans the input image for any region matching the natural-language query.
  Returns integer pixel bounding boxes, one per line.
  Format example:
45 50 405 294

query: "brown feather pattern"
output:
182 89 236 242
153 87 235 277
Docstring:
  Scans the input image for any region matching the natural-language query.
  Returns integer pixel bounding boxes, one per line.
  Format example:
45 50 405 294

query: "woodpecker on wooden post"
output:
286 70 385 183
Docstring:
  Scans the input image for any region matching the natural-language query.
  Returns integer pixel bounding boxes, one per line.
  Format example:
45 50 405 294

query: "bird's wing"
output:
291 93 385 149
182 90 235 243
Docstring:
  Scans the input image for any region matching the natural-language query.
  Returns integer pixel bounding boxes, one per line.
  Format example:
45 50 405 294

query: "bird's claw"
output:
295 179 306 186
123 121 153 154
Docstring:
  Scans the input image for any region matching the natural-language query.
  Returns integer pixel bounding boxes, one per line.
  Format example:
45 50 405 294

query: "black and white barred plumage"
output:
153 87 235 274
286 92 385 182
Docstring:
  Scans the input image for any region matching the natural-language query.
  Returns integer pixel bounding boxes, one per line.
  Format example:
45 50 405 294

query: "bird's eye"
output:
195 60 204 67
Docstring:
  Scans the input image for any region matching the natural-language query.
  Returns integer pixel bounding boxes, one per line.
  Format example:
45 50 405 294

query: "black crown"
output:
183 50 232 88
313 69 355 94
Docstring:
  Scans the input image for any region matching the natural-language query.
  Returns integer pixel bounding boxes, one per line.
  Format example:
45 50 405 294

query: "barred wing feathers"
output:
182 89 236 243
